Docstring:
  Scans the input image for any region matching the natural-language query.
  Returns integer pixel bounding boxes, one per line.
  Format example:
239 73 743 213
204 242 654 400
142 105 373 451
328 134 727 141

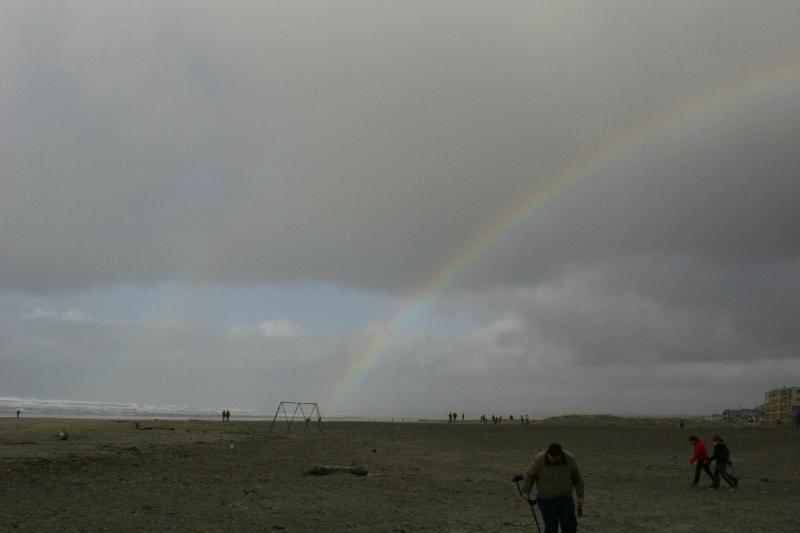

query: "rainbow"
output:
326 57 800 410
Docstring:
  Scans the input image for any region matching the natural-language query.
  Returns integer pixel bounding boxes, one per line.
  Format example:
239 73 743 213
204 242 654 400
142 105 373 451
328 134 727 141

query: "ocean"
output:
0 396 394 422
1 396 279 421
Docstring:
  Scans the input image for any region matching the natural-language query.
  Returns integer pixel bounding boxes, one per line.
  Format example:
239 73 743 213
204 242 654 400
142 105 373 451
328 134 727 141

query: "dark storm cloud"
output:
2 1 798 293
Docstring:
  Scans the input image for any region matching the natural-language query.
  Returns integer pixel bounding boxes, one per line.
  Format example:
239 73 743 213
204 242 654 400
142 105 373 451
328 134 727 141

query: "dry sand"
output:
1 416 797 531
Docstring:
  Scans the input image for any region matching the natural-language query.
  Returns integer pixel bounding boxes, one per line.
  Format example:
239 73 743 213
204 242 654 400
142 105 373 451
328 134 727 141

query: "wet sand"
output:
1 416 796 531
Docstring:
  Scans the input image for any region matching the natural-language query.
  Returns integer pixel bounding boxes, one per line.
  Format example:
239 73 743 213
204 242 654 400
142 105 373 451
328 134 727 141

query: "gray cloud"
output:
4 300 790 416
0 305 347 409
2 2 798 292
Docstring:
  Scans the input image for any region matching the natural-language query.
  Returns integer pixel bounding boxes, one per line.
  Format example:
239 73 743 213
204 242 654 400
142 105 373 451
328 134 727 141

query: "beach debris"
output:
134 422 175 431
57 430 68 441
304 464 368 476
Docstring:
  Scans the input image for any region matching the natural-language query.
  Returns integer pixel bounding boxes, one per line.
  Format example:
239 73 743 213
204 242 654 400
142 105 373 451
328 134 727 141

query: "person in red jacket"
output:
688 435 714 486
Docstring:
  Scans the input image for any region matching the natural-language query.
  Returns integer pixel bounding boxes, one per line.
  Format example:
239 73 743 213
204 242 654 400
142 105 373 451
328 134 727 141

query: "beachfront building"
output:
763 386 800 423
721 408 762 424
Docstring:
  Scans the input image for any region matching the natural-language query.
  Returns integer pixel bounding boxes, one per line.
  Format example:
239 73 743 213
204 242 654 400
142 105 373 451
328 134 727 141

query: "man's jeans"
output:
537 496 577 533
711 462 738 489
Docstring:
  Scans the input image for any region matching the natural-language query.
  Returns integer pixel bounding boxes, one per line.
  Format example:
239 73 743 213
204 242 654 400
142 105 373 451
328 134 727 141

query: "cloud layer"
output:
3 2 798 292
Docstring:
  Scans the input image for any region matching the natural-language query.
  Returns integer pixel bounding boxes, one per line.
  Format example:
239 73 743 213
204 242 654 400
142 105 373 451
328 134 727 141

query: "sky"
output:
2 1 799 418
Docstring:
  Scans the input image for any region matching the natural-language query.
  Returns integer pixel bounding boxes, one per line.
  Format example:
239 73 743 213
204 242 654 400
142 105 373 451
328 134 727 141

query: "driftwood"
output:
134 422 175 431
304 465 368 476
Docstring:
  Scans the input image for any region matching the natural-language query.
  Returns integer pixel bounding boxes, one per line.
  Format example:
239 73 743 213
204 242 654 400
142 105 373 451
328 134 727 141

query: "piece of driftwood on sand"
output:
304 464 368 476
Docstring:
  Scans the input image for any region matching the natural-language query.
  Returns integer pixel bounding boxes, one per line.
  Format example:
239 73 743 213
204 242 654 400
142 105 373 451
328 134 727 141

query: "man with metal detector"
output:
516 442 584 533
512 475 543 533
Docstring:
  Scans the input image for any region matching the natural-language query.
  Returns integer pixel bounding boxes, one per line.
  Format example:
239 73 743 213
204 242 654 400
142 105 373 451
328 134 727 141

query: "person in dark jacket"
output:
708 434 738 491
688 435 714 486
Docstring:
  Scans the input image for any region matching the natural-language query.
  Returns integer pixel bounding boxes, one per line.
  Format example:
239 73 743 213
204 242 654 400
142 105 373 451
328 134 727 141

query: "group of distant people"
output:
475 414 532 424
221 409 231 422
493 414 531 424
449 413 535 424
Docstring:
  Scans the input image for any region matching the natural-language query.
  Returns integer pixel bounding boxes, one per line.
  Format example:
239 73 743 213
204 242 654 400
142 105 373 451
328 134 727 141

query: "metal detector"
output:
512 475 542 533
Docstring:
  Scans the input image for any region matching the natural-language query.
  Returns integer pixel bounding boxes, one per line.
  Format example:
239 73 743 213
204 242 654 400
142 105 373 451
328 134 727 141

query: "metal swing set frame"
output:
268 401 323 432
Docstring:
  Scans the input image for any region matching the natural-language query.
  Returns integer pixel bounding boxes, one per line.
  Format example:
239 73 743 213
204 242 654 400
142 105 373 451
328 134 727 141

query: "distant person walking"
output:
519 442 585 533
688 435 714 486
709 434 738 491
794 408 800 428
225 410 230 422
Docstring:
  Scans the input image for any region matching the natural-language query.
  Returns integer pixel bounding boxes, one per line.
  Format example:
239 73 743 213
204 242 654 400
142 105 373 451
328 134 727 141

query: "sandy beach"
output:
1 416 796 531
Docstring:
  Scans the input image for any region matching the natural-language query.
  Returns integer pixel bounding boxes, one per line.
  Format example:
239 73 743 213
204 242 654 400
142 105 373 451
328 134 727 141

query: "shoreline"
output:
1 412 731 424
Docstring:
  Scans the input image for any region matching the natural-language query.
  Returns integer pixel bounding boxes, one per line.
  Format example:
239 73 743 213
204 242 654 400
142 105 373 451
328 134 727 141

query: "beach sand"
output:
1 416 796 531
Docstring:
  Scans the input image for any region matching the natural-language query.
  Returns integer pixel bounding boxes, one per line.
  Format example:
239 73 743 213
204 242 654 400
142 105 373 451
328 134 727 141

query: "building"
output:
721 408 762 424
764 386 800 423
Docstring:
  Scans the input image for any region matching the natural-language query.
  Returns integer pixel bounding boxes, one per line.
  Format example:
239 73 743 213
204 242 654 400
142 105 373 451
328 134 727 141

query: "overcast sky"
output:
2 1 799 417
